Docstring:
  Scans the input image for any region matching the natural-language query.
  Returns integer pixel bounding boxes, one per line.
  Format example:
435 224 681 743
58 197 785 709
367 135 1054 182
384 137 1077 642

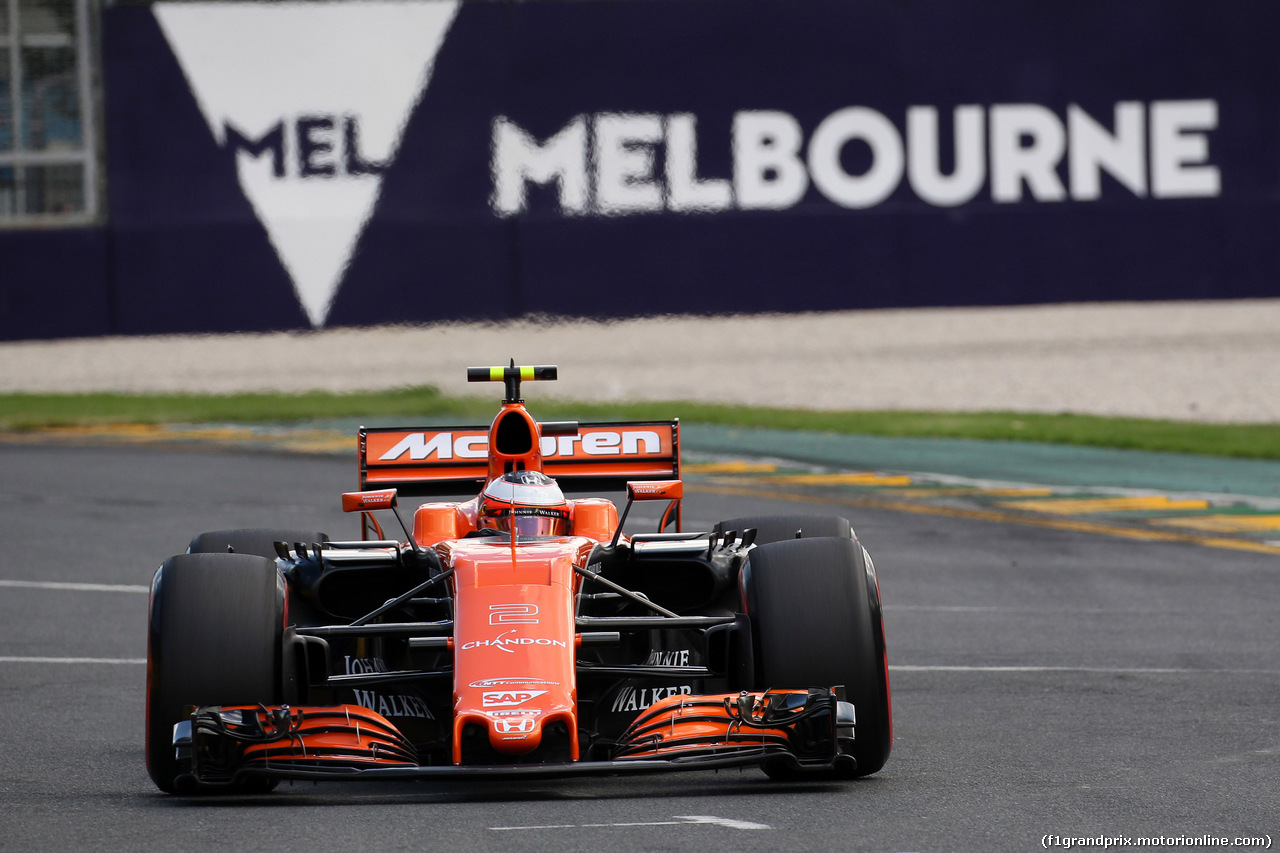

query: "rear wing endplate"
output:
359 420 680 497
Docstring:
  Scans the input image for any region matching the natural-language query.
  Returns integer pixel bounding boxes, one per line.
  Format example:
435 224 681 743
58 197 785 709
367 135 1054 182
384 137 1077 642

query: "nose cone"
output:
448 540 586 764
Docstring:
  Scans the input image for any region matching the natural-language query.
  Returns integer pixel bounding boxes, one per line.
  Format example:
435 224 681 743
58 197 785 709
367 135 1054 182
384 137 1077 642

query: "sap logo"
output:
611 684 693 713
482 690 548 708
491 101 1220 217
223 115 389 180
154 1 460 328
379 430 662 461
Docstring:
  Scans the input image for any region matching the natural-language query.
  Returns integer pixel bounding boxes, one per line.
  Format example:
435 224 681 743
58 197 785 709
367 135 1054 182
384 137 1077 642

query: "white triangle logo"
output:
154 1 460 327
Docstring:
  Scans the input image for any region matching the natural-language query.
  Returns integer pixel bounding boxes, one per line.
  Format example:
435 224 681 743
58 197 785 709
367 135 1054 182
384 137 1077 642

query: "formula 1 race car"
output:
145 365 891 793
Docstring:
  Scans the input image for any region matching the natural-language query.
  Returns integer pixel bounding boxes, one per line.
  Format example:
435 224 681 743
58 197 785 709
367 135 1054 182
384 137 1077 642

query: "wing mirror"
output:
342 489 398 512
626 480 683 502
611 479 684 547
340 488 422 554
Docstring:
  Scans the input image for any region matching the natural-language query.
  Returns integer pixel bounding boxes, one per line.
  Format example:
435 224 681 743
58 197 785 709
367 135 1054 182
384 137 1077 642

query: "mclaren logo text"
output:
380 430 663 462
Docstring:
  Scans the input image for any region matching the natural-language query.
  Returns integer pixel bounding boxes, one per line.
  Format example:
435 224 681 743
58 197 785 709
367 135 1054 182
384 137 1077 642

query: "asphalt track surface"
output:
2 442 1277 852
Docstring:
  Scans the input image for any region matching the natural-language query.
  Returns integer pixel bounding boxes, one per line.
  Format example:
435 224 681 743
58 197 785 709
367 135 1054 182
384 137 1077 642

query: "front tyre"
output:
743 536 892 777
145 552 288 794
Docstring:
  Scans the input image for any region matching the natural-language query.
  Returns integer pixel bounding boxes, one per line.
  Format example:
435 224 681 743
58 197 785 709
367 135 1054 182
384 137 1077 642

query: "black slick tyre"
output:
187 528 328 559
743 536 892 777
145 552 288 794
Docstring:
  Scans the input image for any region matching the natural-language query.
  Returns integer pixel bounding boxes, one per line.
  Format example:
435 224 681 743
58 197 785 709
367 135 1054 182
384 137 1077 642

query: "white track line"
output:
0 579 148 594
0 656 145 665
892 665 1280 674
491 816 771 831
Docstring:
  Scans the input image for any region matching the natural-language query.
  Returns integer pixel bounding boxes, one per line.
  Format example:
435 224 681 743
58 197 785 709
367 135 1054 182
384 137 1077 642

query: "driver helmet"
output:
479 470 570 537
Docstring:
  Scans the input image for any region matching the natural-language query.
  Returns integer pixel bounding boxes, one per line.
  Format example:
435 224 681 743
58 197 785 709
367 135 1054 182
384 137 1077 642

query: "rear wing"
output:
359 420 680 497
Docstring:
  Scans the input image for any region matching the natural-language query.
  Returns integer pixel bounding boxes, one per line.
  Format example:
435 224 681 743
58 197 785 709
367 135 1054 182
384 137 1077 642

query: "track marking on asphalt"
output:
773 472 913 487
999 495 1210 514
0 424 357 454
683 461 779 474
892 665 1280 675
0 656 145 665
888 605 1064 612
490 815 771 831
1152 514 1280 533
0 579 149 593
887 604 1258 614
693 482 1280 556
890 486 1055 498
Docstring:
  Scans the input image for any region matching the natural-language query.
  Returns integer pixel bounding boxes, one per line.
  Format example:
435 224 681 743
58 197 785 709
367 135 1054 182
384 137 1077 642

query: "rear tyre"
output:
743 536 892 778
713 514 852 546
146 552 288 794
187 528 328 559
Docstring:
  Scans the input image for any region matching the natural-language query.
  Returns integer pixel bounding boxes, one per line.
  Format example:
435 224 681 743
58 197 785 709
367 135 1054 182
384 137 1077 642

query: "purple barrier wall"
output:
2 0 1278 340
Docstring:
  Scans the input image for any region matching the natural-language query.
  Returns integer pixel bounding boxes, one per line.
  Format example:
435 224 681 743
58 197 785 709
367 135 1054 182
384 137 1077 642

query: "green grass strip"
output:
2 388 1278 460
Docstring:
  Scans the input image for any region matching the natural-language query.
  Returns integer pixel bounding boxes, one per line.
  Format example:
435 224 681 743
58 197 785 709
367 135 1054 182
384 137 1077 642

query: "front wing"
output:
174 689 857 787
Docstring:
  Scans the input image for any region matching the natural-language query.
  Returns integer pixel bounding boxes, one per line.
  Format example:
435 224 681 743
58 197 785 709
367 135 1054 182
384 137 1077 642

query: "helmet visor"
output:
511 515 568 537
480 503 570 537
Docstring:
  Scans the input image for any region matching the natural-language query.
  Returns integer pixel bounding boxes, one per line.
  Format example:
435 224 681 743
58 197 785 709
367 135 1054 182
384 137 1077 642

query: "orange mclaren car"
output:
145 364 891 793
